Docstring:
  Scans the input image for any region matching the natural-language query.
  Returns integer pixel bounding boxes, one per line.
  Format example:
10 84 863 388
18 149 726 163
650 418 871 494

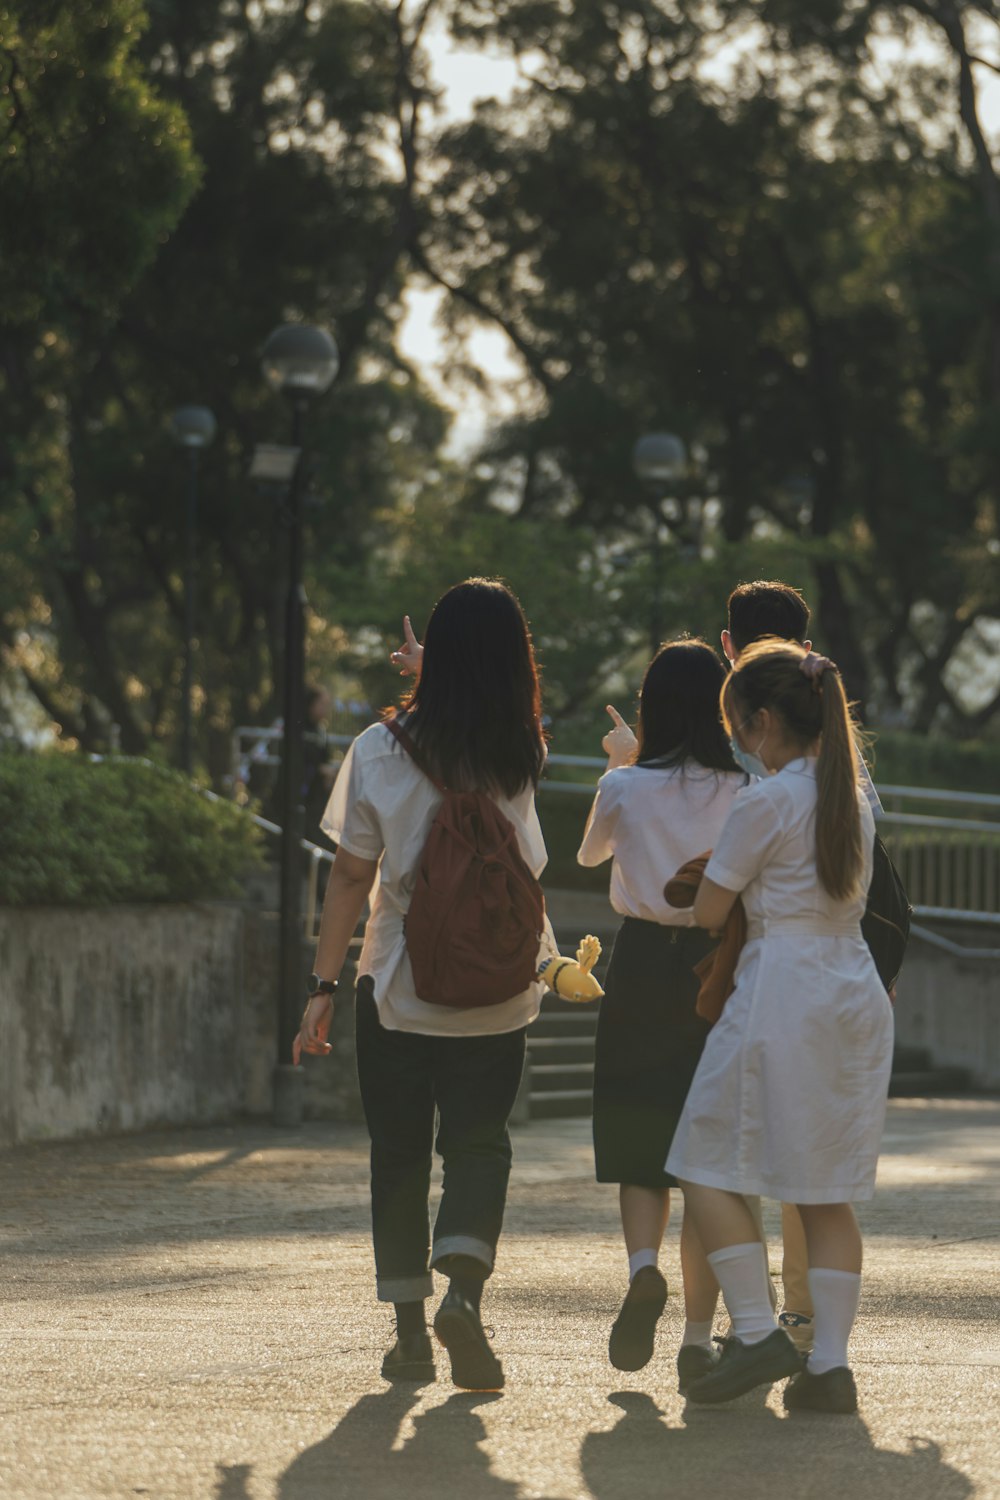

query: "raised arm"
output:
389 615 424 678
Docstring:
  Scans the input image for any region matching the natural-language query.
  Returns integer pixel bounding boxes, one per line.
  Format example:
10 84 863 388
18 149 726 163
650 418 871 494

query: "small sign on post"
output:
249 443 301 482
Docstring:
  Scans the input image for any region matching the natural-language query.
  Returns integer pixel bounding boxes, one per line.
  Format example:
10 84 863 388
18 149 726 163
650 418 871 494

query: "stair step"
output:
892 1044 931 1072
888 1068 973 1097
530 1064 594 1091
539 994 602 1015
527 1037 596 1064
531 1015 600 1038
529 1089 594 1120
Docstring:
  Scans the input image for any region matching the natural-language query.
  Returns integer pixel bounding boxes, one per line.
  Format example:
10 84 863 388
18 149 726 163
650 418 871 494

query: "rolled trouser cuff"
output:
431 1235 494 1274
375 1272 435 1304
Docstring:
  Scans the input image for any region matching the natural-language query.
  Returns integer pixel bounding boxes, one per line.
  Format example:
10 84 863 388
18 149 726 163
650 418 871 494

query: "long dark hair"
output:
634 638 737 772
393 578 545 796
721 639 864 899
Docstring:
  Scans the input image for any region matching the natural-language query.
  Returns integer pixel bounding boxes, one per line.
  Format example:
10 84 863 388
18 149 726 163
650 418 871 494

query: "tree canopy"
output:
2 0 1000 772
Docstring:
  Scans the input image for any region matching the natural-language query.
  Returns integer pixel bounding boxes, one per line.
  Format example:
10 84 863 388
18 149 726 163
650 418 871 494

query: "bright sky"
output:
399 20 1000 453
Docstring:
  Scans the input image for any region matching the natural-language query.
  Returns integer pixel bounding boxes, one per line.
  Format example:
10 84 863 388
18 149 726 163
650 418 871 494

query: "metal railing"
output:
229 733 1000 946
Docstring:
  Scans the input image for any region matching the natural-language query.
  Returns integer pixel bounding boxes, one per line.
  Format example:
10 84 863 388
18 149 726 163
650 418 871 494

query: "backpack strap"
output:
383 714 448 794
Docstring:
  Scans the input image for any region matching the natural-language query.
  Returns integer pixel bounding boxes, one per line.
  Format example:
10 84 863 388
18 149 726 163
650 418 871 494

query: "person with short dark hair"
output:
297 579 553 1393
724 580 811 658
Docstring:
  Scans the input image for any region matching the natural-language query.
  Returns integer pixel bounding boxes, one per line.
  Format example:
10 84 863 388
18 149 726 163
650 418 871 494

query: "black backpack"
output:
861 833 911 993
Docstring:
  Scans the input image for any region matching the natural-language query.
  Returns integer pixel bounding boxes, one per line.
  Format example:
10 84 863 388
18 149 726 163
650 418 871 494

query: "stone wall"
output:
893 934 1000 1090
0 903 995 1149
0 905 364 1149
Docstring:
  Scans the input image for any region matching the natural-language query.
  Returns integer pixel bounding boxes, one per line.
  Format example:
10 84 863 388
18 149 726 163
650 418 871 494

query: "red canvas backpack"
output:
384 716 545 1008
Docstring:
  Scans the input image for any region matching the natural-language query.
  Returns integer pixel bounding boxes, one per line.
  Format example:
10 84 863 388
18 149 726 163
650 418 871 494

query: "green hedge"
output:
0 754 263 906
865 729 1000 794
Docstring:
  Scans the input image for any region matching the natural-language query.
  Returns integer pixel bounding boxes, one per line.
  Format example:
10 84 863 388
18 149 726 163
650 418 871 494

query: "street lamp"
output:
632 432 687 654
261 323 339 1129
170 404 216 775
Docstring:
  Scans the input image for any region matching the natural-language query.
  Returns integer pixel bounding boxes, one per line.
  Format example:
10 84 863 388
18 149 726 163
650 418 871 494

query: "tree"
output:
1 0 449 771
413 0 1000 726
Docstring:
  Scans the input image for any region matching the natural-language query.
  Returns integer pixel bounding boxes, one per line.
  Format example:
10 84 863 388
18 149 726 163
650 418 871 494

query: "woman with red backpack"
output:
295 578 552 1393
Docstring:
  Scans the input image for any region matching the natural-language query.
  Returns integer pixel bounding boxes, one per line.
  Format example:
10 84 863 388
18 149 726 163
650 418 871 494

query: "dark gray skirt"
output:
593 917 715 1189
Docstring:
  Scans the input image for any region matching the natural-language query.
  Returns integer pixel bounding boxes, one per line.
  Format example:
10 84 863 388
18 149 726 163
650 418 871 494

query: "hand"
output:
389 615 424 678
602 705 637 768
292 992 334 1065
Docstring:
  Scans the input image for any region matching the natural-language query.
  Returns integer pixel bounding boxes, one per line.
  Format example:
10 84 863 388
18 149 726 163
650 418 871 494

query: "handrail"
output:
909 921 1000 959
877 812 1000 835
911 905 1000 928
231 726 1000 813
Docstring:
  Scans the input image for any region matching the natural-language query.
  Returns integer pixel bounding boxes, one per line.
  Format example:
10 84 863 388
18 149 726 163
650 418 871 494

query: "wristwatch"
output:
307 973 339 996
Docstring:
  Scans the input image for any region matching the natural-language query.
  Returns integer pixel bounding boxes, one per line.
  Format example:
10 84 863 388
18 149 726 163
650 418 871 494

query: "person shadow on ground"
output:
213 1463 253 1499
277 1385 521 1500
580 1391 974 1500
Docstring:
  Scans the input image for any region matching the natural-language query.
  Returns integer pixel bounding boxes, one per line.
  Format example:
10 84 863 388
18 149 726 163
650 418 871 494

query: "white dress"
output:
665 758 894 1204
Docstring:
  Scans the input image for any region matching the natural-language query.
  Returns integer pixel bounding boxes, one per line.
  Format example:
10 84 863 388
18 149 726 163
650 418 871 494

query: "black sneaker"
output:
685 1328 802 1404
381 1332 435 1383
433 1288 505 1391
784 1365 858 1414
608 1266 668 1372
676 1343 718 1395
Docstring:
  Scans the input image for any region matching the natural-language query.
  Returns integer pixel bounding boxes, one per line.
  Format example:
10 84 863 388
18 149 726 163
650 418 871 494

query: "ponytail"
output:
815 670 864 900
725 639 866 901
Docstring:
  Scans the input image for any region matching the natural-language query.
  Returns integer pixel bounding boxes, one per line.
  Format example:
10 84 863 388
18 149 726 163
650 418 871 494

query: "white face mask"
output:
729 716 770 779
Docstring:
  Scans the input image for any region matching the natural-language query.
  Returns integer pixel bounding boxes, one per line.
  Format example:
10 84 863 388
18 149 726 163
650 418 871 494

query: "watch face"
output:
308 974 320 995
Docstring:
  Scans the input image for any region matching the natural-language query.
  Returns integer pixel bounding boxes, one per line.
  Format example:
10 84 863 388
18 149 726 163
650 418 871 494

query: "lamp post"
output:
261 323 339 1128
632 432 687 655
170 405 217 775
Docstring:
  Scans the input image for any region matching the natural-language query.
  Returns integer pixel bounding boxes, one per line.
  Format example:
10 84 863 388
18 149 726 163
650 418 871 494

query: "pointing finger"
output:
605 705 627 729
403 615 419 649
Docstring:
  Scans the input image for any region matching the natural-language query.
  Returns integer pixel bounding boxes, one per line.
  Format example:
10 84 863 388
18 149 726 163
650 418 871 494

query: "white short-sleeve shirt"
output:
322 721 552 1035
705 756 875 923
577 761 747 925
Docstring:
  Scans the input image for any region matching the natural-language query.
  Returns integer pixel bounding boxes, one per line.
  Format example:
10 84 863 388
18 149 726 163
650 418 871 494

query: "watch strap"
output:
308 973 339 995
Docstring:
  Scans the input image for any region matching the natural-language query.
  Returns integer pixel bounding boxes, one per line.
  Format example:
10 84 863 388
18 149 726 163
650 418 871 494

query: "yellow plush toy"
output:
538 935 604 1002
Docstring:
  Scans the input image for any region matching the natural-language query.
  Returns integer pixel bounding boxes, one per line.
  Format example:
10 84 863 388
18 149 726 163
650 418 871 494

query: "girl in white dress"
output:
668 640 893 1413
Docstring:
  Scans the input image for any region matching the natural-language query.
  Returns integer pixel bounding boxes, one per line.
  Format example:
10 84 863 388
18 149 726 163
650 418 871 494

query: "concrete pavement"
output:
1 1098 997 1499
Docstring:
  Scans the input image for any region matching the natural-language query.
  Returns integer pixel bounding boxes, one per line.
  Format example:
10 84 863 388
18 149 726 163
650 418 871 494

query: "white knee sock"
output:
706 1243 776 1346
628 1248 658 1281
807 1268 861 1374
681 1317 715 1350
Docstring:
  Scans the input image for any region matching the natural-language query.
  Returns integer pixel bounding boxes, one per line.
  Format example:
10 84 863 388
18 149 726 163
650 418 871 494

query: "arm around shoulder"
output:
693 874 740 931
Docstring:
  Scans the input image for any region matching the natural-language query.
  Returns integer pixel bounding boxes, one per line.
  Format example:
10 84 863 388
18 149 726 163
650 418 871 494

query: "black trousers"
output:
354 979 527 1304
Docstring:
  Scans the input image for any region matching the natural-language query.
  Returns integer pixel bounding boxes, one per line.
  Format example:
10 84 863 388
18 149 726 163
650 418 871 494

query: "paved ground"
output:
1 1098 997 1500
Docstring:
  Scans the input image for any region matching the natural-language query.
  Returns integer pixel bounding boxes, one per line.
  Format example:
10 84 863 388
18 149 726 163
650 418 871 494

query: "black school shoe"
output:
381 1332 436 1383
433 1288 505 1391
784 1365 858 1414
676 1343 719 1395
684 1328 802 1404
608 1266 668 1372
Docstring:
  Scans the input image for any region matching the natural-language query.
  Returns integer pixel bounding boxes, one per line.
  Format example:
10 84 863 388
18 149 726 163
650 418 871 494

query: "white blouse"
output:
322 721 552 1035
577 761 747 925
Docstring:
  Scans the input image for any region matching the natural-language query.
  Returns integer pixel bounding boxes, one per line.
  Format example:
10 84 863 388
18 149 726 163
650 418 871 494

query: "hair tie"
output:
799 652 837 693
